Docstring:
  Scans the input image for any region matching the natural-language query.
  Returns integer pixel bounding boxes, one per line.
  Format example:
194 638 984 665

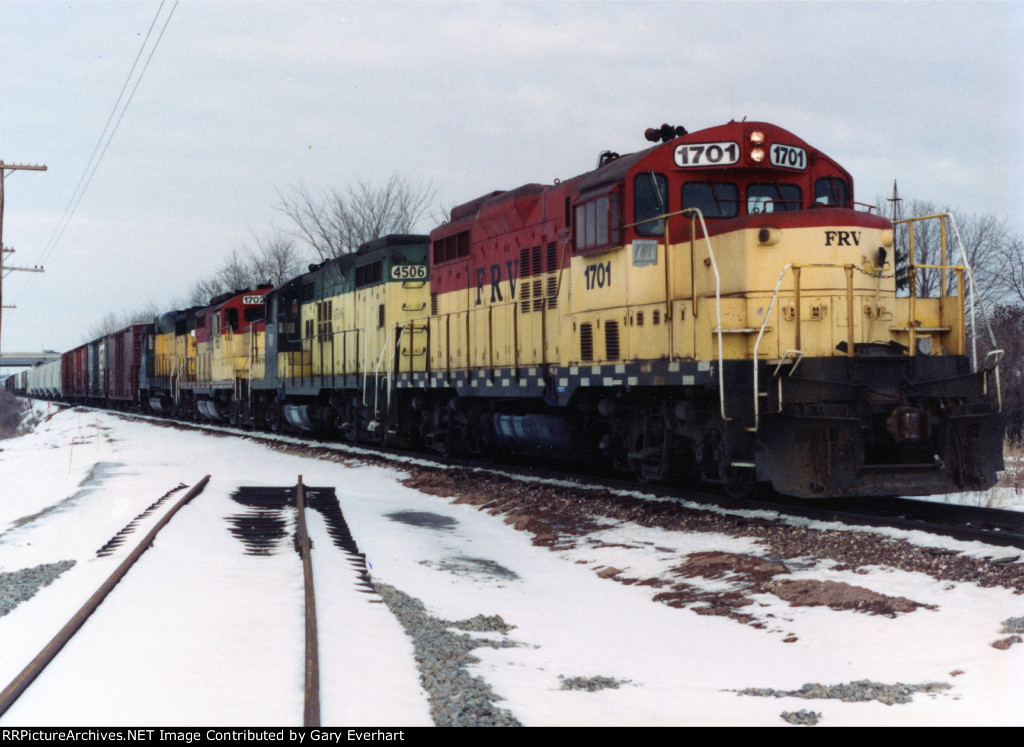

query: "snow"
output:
1 402 1022 726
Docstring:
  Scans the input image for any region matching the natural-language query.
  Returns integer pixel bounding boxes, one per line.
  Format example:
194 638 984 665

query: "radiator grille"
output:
605 320 620 361
580 323 594 362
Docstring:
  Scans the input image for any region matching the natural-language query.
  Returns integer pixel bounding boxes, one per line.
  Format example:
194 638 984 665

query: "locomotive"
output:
23 121 1008 498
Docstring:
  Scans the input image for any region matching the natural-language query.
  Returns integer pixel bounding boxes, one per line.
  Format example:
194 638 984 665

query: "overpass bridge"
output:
0 352 61 368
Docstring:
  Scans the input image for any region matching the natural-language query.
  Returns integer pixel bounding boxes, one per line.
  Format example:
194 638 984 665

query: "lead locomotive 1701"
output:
23 120 1007 499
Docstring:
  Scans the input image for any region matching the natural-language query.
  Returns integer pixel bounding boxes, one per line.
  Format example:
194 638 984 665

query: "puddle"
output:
424 555 520 581
386 510 458 531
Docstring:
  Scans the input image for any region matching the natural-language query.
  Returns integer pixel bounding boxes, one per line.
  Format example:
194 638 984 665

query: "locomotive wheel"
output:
722 468 758 499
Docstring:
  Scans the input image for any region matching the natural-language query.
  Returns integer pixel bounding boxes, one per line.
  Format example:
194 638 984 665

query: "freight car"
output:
61 324 147 408
25 358 61 399
27 120 1008 500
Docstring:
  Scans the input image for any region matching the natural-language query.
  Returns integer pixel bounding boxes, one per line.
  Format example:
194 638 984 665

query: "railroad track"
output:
52 405 1024 550
227 477 373 726
0 476 212 718
0 473 377 724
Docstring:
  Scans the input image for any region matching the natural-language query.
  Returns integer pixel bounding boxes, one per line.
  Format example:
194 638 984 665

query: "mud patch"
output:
648 551 931 626
763 579 935 617
653 582 763 627
401 471 461 498
404 469 608 546
672 551 790 582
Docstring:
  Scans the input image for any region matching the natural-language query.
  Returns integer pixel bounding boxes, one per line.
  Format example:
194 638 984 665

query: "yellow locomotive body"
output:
145 307 198 415
393 122 1003 497
251 236 431 435
129 120 1003 499
184 288 271 422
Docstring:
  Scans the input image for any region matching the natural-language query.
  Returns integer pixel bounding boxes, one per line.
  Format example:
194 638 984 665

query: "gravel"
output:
0 560 77 618
400 467 1024 595
780 709 822 726
736 679 952 706
1000 616 1024 634
558 675 628 692
373 581 522 726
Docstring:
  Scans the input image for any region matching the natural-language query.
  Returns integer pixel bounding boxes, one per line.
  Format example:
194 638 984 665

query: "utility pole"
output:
0 161 48 360
887 180 906 292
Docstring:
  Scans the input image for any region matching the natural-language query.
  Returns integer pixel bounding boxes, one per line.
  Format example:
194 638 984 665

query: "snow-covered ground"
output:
1 402 1021 726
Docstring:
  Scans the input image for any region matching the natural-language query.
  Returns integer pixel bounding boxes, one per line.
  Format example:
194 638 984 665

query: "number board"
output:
391 264 427 280
769 143 807 170
242 295 265 305
674 141 739 168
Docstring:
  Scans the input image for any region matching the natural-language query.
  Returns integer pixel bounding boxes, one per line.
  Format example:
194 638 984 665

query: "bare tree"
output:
87 302 162 339
249 229 308 287
886 197 1008 306
993 234 1024 307
187 230 311 307
187 275 230 308
279 173 437 259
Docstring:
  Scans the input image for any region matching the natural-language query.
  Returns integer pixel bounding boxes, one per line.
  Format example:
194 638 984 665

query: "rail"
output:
0 476 212 718
293 476 320 727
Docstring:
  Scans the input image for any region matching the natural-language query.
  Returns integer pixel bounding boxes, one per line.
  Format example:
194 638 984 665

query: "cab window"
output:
681 182 739 218
574 194 620 251
815 177 849 206
634 172 668 236
748 184 802 213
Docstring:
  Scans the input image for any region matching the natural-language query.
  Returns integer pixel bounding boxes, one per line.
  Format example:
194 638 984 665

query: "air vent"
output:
605 320 620 361
546 275 558 309
430 293 438 316
580 323 594 362
546 241 558 272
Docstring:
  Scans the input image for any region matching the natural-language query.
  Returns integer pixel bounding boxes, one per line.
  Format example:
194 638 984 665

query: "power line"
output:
37 3 168 266
15 2 178 304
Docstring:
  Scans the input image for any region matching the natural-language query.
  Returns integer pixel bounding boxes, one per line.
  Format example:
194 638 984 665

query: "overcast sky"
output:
1 0 1021 353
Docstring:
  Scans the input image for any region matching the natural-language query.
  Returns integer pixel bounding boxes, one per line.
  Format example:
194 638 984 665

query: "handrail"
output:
751 263 794 431
171 355 181 405
371 324 404 422
681 208 730 422
895 212 1002 410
